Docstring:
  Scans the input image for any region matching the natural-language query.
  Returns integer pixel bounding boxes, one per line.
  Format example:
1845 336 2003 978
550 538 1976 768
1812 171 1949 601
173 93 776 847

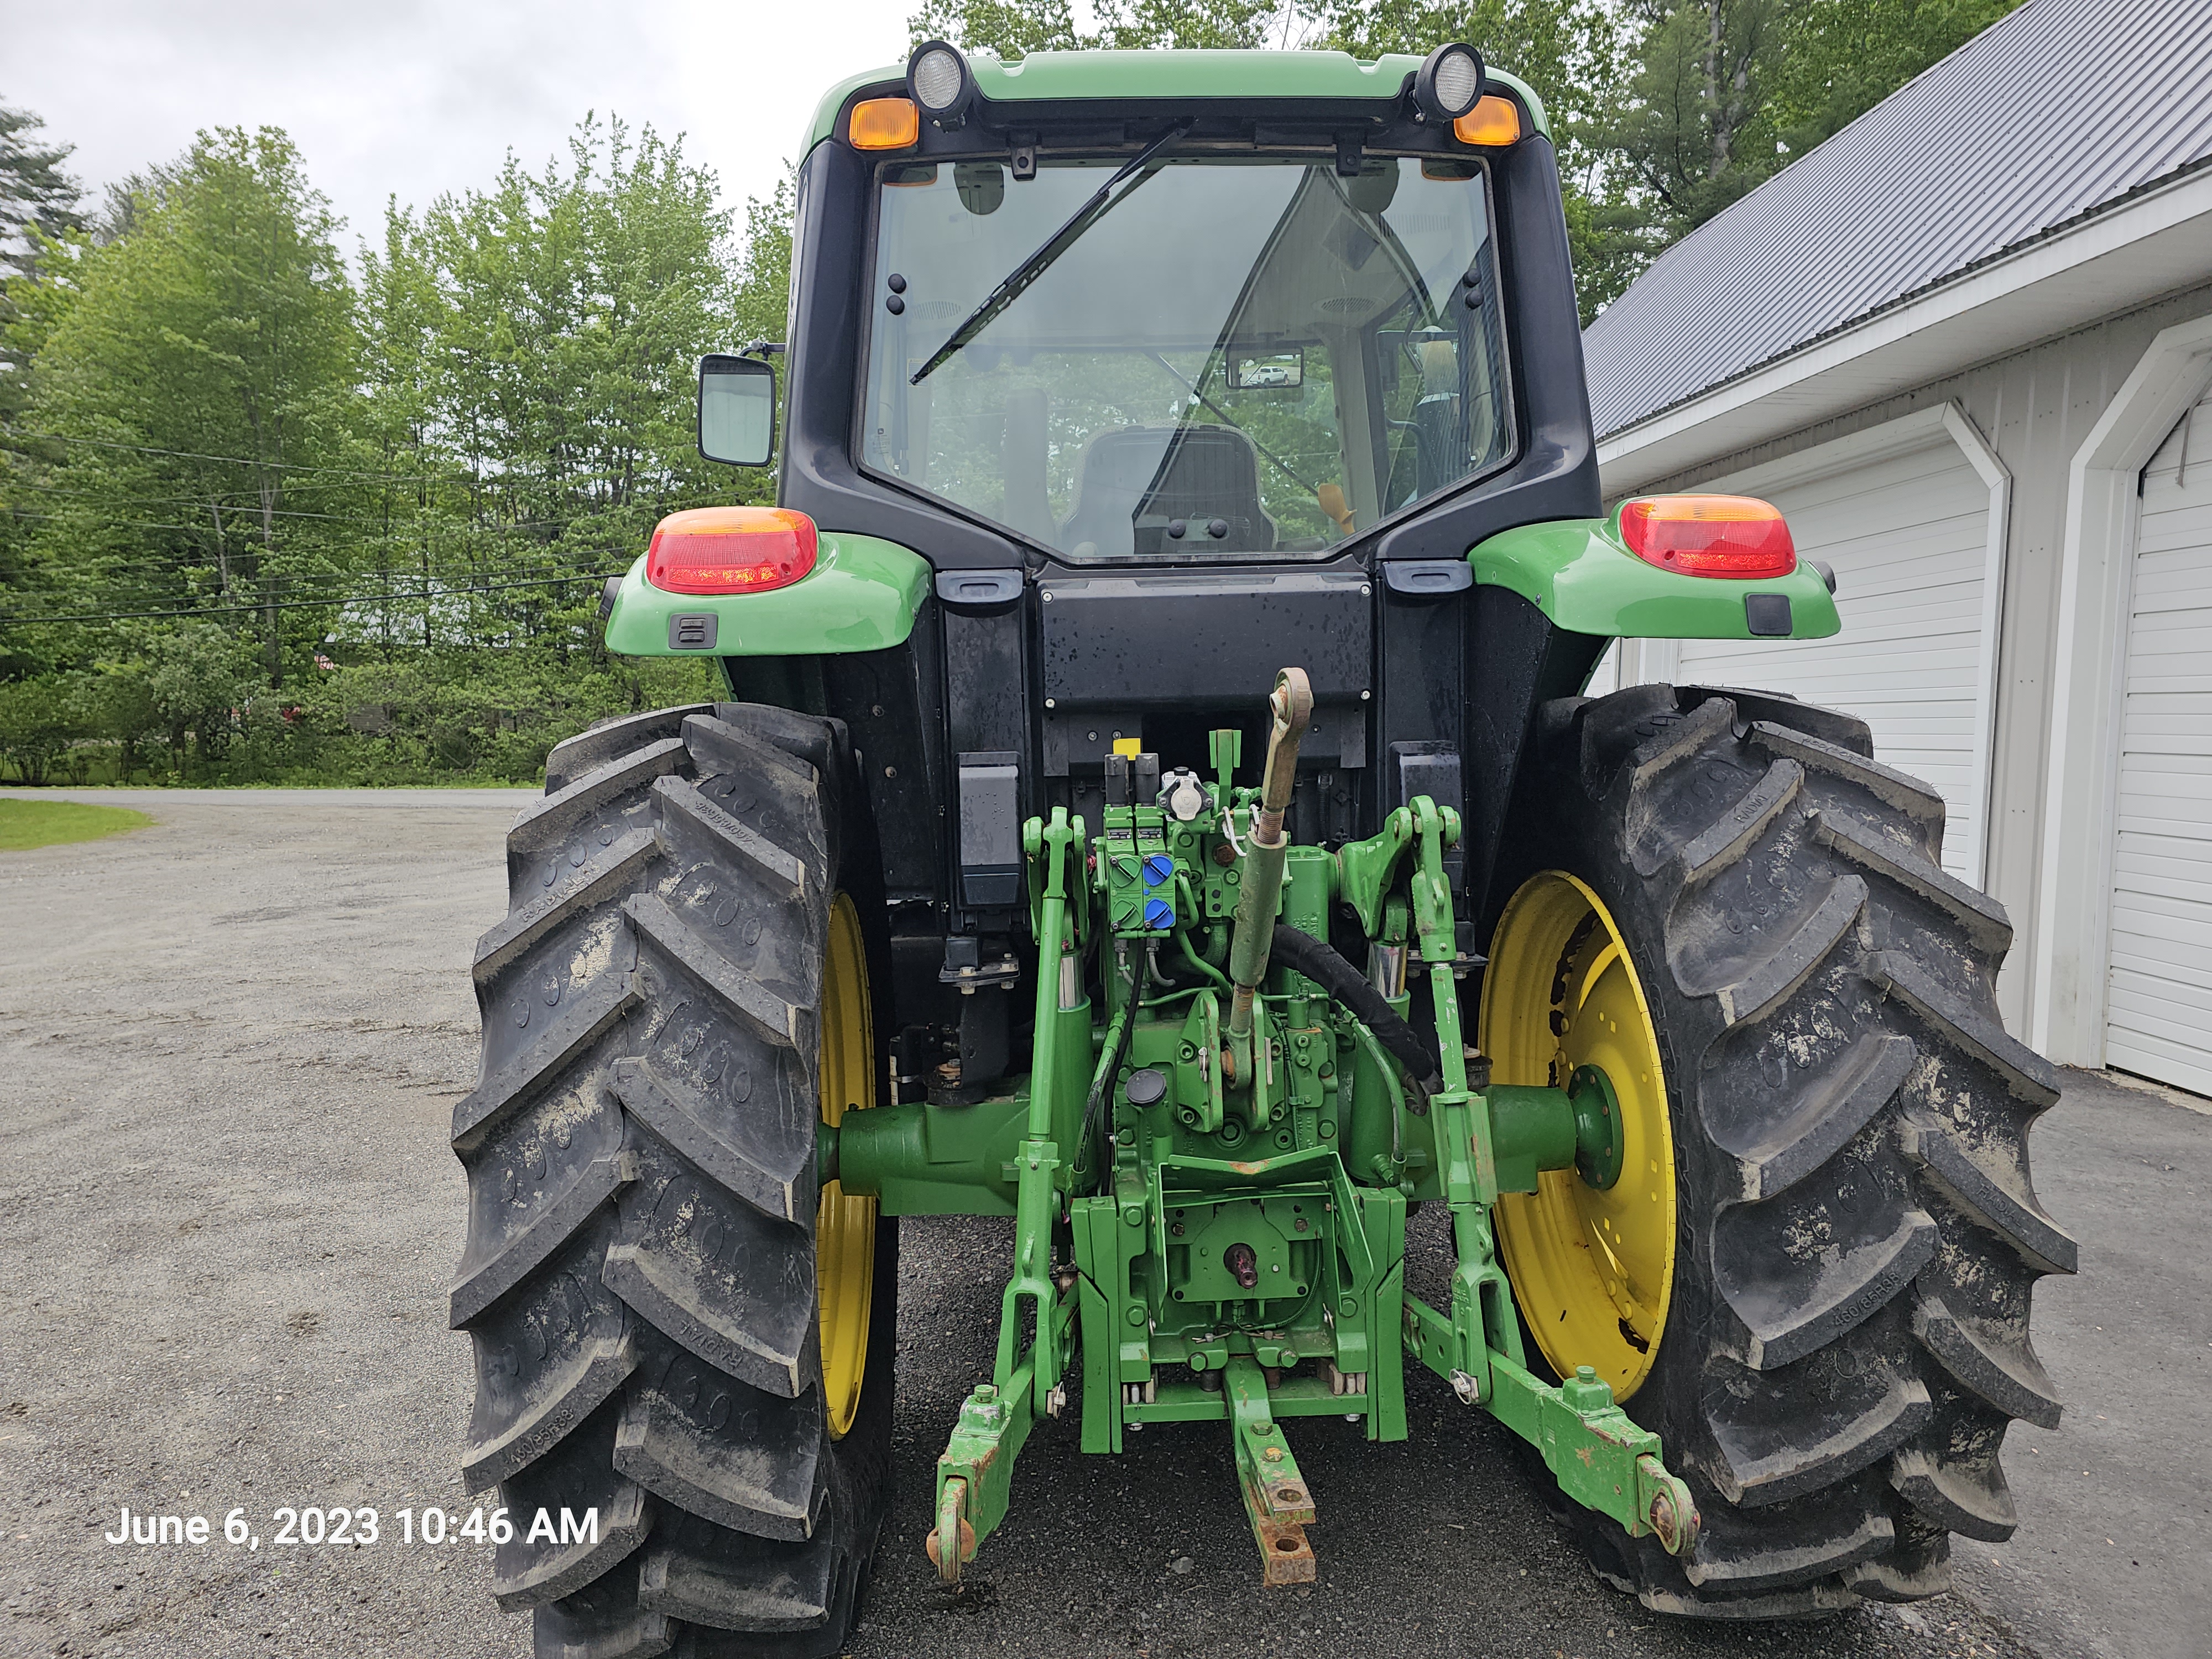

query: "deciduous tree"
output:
13 128 362 686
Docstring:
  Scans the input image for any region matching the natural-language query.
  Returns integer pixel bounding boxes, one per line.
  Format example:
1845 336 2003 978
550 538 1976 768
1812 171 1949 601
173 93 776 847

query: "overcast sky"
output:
1 0 919 249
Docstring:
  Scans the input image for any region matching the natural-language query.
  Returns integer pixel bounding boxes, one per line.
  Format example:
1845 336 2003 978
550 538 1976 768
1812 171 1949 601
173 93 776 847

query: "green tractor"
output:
451 41 2073 1657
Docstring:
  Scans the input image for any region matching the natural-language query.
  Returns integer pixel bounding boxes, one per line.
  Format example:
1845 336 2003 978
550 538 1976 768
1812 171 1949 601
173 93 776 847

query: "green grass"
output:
0 798 156 852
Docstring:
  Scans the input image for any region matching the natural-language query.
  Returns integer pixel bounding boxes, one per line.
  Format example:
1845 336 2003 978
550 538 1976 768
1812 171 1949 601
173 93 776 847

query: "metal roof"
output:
1583 0 2212 439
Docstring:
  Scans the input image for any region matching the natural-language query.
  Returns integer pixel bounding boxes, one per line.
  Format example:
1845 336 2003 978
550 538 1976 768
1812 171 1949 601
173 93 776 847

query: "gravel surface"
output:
2 787 2200 1659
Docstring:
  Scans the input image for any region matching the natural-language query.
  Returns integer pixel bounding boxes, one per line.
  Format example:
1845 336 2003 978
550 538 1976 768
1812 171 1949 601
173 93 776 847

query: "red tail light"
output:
646 507 818 595
1619 495 1796 579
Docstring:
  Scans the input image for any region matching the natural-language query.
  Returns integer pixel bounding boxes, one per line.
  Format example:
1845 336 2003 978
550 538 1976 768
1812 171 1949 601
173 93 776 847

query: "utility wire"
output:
1 431 491 480
3 472 465 502
4 504 591 534
0 571 622 625
6 430 706 486
76 557 626 585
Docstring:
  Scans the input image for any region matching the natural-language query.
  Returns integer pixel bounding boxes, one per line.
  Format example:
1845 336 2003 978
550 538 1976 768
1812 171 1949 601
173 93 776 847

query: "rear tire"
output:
1486 683 2073 1616
451 702 896 1658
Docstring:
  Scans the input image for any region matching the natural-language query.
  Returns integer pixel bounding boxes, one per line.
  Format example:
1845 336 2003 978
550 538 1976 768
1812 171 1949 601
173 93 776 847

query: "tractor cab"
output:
670 46 1608 1070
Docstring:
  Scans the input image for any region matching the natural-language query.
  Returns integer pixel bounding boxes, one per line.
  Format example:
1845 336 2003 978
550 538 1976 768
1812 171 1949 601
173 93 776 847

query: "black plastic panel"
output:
1037 568 1371 710
957 752 1022 907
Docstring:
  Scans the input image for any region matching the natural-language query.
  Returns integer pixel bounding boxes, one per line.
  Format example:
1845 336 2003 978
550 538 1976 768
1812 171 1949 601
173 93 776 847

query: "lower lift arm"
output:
927 806 1085 1582
1392 797 1698 1557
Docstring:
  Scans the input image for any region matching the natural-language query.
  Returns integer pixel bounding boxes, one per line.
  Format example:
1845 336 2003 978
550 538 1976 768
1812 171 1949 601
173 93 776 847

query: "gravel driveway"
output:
2 788 2201 1658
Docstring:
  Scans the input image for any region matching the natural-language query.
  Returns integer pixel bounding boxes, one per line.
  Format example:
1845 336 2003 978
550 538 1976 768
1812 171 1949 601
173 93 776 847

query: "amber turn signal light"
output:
1619 495 1797 579
849 97 921 150
1452 95 1522 147
646 507 820 596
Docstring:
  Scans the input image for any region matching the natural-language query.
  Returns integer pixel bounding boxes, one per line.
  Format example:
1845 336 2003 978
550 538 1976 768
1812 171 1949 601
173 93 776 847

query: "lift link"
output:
1401 797 1517 1406
1393 798 1700 1561
1225 667 1313 1084
931 808 1084 1580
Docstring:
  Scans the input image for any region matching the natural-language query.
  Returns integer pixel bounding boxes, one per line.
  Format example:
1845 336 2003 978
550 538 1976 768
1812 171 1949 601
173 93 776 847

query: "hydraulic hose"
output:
1350 1016 1407 1181
1076 947 1148 1185
1271 924 1443 1108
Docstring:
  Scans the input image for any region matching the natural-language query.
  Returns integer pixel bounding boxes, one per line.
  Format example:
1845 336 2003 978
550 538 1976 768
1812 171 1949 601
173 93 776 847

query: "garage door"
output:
1667 432 1999 885
2106 394 2212 1096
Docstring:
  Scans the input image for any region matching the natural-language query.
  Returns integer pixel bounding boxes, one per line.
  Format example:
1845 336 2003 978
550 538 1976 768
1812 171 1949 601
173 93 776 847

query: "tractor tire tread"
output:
1500 683 2068 1618
1678 759 1803 885
544 708 714 795
1684 1502 1893 1594
1745 721 1947 831
478 830 665 986
1890 1446 2017 1541
1717 1207 1939 1370
1723 1031 1917 1202
1910 1288 2062 1430
1866 951 2059 1109
1811 808 2012 955
455 700 895 1658
517 739 693 856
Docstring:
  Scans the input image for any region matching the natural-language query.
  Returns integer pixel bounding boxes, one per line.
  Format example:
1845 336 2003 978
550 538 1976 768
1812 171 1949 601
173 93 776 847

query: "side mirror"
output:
698 354 776 467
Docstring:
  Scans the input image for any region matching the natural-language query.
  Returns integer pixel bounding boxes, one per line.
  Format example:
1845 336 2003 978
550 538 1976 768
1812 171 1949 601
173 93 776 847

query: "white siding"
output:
1583 639 1621 696
1671 439 1996 883
2105 395 2212 1095
1605 283 2212 1039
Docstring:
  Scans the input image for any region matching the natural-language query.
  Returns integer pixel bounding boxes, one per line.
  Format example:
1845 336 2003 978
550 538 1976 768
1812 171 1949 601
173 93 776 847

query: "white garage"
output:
1577 0 2212 1090
1610 407 2004 886
2106 395 2212 1094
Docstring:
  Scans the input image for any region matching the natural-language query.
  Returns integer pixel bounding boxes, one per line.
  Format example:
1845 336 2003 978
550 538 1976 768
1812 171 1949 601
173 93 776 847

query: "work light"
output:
909 41 974 125
1413 43 1486 122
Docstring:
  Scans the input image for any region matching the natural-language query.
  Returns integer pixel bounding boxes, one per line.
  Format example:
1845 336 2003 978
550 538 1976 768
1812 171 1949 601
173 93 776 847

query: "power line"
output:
3 473 466 504
79 557 624 587
0 571 622 625
1 431 482 480
3 504 595 535
5 429 709 487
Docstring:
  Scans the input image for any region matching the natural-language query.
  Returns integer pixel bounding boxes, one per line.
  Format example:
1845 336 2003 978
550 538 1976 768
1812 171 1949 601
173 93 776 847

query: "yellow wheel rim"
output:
816 893 877 1439
1483 871 1676 1399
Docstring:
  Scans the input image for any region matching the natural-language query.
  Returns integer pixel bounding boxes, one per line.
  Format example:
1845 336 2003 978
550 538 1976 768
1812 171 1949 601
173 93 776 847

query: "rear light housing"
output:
1619 494 1796 579
1452 95 1522 146
646 506 818 596
848 97 920 150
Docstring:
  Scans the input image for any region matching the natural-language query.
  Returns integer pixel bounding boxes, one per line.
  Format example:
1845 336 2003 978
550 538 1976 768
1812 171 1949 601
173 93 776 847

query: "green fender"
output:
1469 511 1840 641
603 533 931 658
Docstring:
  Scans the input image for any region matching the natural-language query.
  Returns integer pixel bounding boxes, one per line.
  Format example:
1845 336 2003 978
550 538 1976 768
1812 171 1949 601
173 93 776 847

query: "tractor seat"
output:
1059 424 1279 557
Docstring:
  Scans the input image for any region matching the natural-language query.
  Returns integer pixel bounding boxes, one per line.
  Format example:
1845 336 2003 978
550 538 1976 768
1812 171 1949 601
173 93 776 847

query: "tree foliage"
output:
1 111 744 784
13 128 360 692
910 0 1299 54
0 98 82 280
1 2 2022 779
354 116 746 654
1577 0 2022 291
905 0 2020 317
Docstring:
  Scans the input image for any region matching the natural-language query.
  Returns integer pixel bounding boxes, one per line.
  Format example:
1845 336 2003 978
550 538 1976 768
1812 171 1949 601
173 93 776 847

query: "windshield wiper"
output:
909 122 1193 387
